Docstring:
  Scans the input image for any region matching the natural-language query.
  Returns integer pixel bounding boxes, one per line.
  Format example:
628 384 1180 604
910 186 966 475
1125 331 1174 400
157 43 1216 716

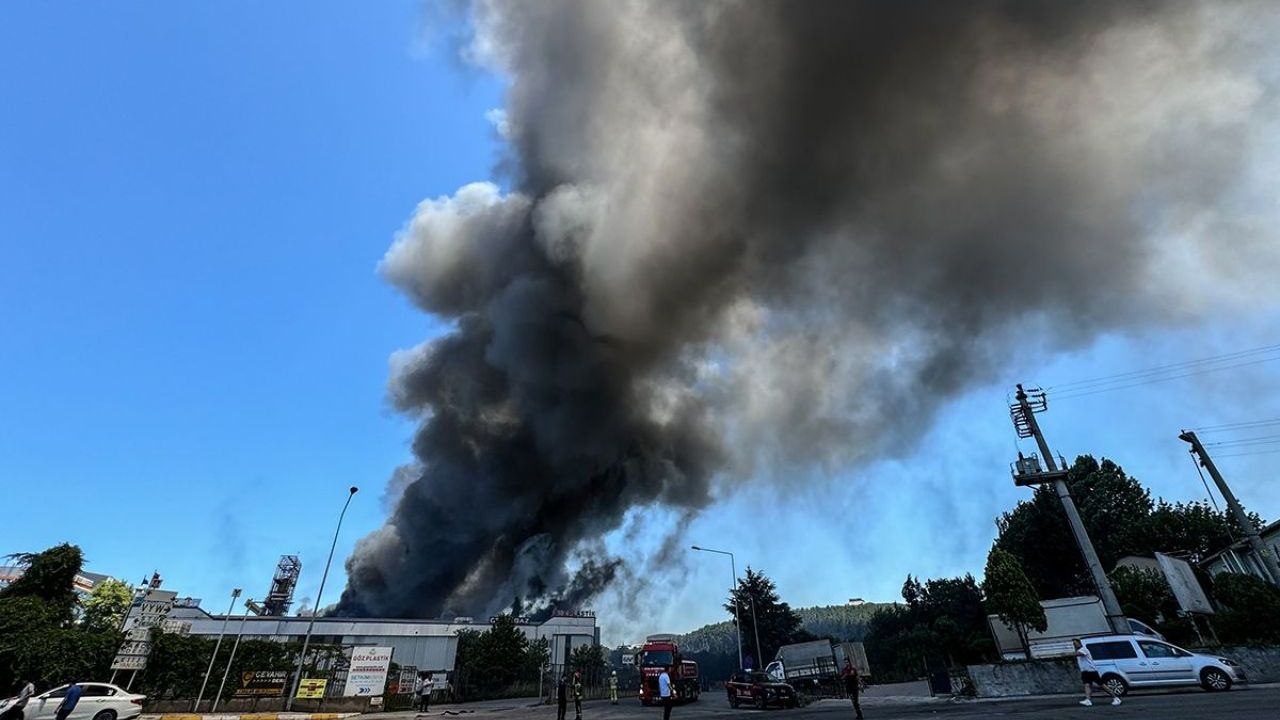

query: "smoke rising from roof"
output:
335 0 1280 619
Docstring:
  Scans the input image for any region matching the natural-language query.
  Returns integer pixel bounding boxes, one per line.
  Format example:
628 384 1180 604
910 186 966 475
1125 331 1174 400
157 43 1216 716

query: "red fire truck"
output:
636 634 700 705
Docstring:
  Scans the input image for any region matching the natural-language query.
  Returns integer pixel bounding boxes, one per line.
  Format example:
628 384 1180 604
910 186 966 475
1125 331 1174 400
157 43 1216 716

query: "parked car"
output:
15 684 145 720
726 671 798 709
1080 635 1245 696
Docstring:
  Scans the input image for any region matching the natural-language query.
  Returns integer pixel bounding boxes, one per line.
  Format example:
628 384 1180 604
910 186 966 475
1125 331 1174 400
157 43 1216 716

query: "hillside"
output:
676 602 895 656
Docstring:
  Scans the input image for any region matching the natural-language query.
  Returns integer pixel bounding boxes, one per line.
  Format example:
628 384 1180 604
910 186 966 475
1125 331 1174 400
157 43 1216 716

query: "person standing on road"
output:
608 671 618 705
54 683 82 720
841 659 864 720
1 679 35 720
421 672 435 713
658 666 674 720
1074 639 1121 707
556 674 568 720
572 671 583 720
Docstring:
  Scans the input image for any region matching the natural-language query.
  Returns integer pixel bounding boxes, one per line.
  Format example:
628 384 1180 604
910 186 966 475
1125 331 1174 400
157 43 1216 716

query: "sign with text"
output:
111 589 177 671
296 678 327 699
344 646 393 697
395 668 419 694
234 669 289 698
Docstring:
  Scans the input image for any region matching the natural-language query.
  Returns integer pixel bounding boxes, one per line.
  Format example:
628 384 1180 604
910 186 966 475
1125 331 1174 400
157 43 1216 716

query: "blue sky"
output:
3 2 1278 645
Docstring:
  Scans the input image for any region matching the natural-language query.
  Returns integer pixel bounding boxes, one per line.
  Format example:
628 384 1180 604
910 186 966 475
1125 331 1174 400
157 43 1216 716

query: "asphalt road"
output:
388 686 1280 720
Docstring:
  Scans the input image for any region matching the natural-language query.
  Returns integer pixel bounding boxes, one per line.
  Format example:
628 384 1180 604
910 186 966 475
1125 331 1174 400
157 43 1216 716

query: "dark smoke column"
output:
337 0 1279 619
334 183 722 618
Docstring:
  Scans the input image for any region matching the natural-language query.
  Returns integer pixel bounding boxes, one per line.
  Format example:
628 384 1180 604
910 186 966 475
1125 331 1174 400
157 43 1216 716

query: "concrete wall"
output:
966 645 1280 698
966 658 1077 698
1203 645 1280 684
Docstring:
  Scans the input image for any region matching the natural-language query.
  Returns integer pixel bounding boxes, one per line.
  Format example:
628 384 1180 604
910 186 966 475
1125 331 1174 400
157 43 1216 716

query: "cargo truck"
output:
765 640 870 697
635 634 700 705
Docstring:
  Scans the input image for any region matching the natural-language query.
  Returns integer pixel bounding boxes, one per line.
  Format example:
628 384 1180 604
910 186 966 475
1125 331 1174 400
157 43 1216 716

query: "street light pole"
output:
287 486 358 711
195 588 241 711
213 598 253 712
691 545 744 671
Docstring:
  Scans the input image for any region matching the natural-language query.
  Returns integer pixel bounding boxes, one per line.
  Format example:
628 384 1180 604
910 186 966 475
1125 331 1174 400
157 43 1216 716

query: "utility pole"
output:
213 598 253 712
287 486 358 711
195 588 241 711
690 546 744 670
1010 385 1128 635
1180 430 1280 586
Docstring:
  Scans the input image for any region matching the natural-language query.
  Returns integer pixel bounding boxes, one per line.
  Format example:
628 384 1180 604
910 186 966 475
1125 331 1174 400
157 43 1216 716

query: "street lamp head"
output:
690 545 701 551
349 486 359 495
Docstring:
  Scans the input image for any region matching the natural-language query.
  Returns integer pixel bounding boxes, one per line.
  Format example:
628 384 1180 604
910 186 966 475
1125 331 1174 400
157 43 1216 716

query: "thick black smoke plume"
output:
336 0 1279 618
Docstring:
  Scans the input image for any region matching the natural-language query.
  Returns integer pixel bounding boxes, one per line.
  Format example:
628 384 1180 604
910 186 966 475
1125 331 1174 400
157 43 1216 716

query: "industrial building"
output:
166 605 600 673
0 566 115 601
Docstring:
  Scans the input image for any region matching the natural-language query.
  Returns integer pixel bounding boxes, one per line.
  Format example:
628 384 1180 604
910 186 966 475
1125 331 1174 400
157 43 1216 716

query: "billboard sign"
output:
296 678 327 699
234 670 290 698
345 646 393 697
111 589 177 671
396 668 418 694
1156 553 1215 615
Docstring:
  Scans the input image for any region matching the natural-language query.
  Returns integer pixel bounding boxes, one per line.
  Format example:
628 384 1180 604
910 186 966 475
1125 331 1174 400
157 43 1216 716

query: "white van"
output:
1080 635 1245 696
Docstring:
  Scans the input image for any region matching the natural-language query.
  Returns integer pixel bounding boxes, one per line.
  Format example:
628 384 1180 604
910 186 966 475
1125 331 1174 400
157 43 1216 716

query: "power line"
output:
1213 448 1280 459
1046 342 1280 392
1187 451 1223 514
1204 434 1280 448
1052 354 1280 401
1194 418 1280 434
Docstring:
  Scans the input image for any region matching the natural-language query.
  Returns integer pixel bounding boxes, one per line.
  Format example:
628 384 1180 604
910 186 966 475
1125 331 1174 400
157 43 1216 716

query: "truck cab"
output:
636 634 700 705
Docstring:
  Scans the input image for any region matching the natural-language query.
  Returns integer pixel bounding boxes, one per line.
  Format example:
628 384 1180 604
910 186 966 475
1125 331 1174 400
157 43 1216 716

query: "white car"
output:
11 684 145 720
1080 635 1245 696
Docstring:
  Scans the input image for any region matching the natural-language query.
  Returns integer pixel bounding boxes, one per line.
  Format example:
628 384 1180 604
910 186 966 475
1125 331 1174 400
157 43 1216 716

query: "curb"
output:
143 714 360 720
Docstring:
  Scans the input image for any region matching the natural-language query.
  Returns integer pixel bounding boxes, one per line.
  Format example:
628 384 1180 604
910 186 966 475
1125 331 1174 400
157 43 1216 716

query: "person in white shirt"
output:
1 680 35 720
1074 639 1121 707
658 666 674 720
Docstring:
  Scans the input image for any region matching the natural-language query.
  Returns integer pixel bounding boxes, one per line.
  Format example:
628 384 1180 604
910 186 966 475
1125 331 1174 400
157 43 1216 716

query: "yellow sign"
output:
295 678 327 699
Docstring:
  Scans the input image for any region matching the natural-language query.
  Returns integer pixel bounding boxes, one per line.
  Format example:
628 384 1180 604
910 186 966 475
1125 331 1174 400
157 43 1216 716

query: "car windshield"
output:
747 673 770 683
643 650 674 667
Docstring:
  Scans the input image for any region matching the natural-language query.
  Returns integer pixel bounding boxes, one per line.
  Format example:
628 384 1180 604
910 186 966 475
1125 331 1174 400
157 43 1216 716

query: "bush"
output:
1211 573 1280 644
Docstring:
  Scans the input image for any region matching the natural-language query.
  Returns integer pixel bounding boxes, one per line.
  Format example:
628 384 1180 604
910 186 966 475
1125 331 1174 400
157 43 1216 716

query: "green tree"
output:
81 578 133 633
982 548 1046 657
725 567 808 667
995 455 1257 600
1140 501 1261 563
569 643 606 671
1109 567 1177 627
0 544 85 624
901 575 993 666
524 636 550 675
453 614 532 695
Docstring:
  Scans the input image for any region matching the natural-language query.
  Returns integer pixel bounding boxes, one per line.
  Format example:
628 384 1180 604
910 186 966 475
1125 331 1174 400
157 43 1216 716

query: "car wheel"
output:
93 711 117 720
729 696 739 709
1100 675 1128 697
1201 668 1232 692
755 695 766 710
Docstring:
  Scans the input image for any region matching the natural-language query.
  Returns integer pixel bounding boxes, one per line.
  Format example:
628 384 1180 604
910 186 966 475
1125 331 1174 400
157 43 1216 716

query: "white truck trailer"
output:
987 595 1163 660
